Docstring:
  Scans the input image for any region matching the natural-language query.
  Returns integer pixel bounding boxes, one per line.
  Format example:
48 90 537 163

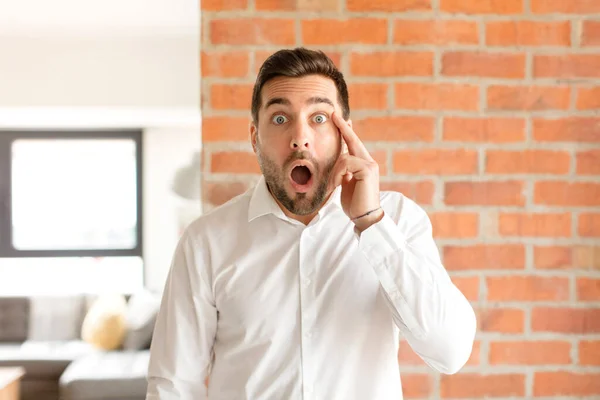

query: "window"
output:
0 130 143 258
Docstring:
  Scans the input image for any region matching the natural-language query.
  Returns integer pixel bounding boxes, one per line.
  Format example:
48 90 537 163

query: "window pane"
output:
0 256 144 295
11 138 138 250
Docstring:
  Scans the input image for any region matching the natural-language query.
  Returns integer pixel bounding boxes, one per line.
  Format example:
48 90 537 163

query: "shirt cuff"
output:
357 211 407 266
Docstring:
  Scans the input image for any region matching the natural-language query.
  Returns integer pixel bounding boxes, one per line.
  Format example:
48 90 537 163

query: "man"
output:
146 47 476 400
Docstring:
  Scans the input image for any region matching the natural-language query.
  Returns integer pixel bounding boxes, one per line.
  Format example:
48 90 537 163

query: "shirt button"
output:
302 278 311 287
305 331 312 338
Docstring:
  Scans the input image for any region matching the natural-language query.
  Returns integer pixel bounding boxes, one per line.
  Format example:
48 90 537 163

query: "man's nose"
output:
290 121 311 150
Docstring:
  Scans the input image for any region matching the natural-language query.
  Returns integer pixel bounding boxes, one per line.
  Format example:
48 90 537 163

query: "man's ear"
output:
250 121 258 153
348 119 352 129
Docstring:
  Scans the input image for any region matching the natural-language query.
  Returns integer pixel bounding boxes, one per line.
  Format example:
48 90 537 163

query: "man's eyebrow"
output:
264 97 291 109
264 96 335 109
306 96 334 108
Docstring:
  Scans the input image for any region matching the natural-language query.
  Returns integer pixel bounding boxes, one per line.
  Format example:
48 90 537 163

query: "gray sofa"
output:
0 292 160 400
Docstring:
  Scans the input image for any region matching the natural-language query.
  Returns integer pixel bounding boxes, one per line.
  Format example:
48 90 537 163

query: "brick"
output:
210 84 253 110
534 372 600 397
577 278 600 301
350 52 434 77
201 51 249 78
400 374 433 399
256 0 338 11
393 20 478 45
577 150 600 175
445 181 525 206
579 213 600 237
582 20 600 46
477 308 525 333
348 0 431 11
441 0 523 14
395 83 479 111
486 20 571 46
533 118 600 143
210 18 295 45
301 19 387 45
379 181 434 205
532 0 600 13
576 87 600 110
444 245 526 270
441 373 526 398
580 341 600 365
393 149 478 175
202 117 250 142
442 52 526 79
499 213 571 237
487 85 570 111
451 276 480 302
534 246 572 269
254 51 342 74
204 181 249 206
347 83 388 110
431 212 479 238
534 54 600 78
443 117 526 143
202 0 247 10
534 181 600 207
486 150 570 174
536 246 600 270
532 308 600 334
210 151 260 174
486 276 570 301
352 116 434 142
574 246 600 269
399 339 480 366
489 341 572 365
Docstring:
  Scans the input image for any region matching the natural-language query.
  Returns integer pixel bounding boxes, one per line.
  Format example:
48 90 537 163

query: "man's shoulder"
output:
185 186 254 239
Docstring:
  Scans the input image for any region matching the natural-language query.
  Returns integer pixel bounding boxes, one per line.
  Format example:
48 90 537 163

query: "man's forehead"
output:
261 76 338 107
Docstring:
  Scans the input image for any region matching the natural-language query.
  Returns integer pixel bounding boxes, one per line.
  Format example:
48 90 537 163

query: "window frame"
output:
0 129 144 258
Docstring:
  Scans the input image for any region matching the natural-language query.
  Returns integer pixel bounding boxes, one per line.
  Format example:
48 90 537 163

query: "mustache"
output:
284 151 318 169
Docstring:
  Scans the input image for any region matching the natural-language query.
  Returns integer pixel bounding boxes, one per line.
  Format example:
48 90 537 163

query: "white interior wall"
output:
0 35 199 108
0 0 201 294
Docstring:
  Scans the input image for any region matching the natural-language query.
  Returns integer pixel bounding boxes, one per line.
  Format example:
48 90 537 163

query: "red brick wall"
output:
200 0 600 398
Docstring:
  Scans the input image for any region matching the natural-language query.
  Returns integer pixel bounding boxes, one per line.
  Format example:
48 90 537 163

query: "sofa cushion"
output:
0 297 30 342
81 294 128 350
123 290 161 350
28 296 87 341
0 341 97 379
59 351 149 400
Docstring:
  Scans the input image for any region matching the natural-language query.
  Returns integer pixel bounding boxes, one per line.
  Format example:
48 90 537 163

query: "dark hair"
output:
251 47 350 123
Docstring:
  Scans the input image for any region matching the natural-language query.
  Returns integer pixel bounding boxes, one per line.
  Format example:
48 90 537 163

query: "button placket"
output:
298 228 317 399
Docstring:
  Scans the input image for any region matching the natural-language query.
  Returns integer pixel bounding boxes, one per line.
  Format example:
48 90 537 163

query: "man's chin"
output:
288 190 329 216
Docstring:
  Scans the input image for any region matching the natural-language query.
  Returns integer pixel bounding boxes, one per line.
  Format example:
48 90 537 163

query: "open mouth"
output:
289 163 314 193
291 165 311 185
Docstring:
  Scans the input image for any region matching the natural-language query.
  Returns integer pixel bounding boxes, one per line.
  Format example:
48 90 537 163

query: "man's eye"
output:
313 114 328 124
272 115 288 124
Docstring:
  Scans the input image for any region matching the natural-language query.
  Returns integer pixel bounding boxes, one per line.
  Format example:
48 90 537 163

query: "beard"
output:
255 144 339 216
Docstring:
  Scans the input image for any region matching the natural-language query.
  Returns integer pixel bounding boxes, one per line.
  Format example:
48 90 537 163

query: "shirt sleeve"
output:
146 228 217 399
357 198 476 375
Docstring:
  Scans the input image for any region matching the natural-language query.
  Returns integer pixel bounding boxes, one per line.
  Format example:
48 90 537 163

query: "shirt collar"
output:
248 175 342 223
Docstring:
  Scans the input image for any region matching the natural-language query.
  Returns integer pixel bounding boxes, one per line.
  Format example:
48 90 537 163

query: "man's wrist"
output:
353 208 385 233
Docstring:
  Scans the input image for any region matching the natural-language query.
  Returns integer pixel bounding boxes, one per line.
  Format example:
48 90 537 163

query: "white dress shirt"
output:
146 176 476 400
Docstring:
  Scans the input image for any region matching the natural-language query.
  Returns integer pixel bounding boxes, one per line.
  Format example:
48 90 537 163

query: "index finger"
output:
332 112 374 162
